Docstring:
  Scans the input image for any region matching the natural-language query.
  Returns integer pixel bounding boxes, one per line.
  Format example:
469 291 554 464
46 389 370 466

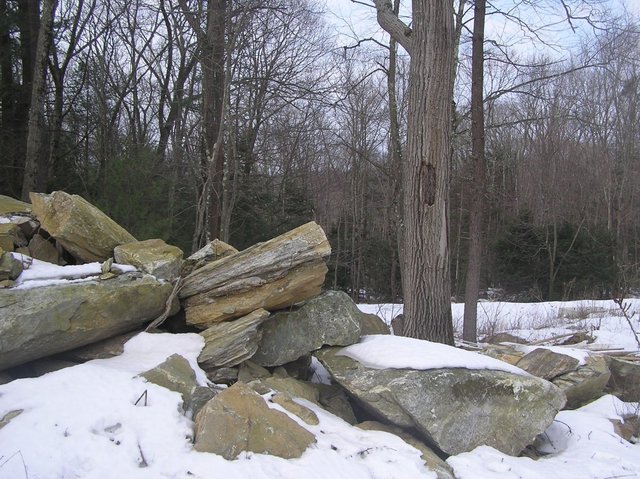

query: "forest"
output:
1 0 638 306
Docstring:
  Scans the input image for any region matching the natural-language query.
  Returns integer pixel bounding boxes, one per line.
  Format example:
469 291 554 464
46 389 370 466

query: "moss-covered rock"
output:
0 273 174 369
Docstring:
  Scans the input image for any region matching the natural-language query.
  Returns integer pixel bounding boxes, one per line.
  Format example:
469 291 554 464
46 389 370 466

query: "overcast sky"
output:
322 0 640 57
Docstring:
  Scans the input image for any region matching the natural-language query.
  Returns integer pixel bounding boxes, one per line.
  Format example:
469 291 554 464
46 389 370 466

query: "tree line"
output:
1 0 639 333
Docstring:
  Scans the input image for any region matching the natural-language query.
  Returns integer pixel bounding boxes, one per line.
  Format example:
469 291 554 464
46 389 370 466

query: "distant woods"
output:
0 0 638 302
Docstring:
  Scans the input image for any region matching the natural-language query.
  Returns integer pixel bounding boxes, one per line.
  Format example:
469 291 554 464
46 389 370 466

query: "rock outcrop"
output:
198 309 271 370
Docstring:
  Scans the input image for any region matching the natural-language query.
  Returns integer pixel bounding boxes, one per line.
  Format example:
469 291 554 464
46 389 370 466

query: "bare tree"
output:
21 0 58 199
374 0 455 344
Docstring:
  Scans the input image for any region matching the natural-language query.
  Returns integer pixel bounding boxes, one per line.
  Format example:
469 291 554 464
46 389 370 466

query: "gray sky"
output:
322 0 640 56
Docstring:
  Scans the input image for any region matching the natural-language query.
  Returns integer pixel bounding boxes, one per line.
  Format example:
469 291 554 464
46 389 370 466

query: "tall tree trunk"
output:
21 0 57 200
401 0 455 344
203 0 226 243
387 0 404 303
463 0 486 343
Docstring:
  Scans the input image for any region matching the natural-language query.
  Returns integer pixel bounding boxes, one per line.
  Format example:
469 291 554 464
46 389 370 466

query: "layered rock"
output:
179 221 330 328
181 239 238 276
198 309 271 369
0 273 175 369
316 346 566 456
29 191 136 262
252 290 362 367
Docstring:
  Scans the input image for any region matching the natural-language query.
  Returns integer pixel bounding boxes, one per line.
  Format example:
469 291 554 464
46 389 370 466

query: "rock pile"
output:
1 191 637 474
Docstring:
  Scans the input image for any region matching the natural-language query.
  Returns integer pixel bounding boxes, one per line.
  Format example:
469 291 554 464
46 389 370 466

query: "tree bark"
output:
463 0 486 343
400 0 455 344
21 0 57 200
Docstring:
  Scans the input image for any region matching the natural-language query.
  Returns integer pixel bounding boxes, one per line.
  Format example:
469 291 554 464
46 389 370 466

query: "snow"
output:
10 253 137 289
360 299 640 353
338 335 529 375
0 333 434 479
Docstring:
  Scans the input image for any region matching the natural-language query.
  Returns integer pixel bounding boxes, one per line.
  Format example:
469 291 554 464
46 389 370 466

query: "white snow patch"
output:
10 253 137 289
338 335 529 375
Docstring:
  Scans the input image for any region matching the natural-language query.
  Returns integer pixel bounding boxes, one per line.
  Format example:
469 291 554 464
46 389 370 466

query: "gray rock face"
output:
140 353 197 401
0 273 173 369
252 290 362 367
315 347 566 456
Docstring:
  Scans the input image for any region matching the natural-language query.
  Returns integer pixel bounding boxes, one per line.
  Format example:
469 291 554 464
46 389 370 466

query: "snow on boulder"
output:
315 335 566 456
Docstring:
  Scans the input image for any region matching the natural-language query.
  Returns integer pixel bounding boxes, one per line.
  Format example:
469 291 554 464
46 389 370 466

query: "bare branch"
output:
371 0 412 55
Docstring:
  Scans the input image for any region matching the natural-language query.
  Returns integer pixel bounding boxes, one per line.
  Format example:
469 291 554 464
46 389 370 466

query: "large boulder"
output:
0 273 175 370
114 239 183 281
194 382 316 459
252 290 362 367
29 191 136 263
179 222 330 328
315 345 566 456
197 309 271 369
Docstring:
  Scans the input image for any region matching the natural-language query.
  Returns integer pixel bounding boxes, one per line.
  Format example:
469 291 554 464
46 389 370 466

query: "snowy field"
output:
360 298 640 352
0 297 638 478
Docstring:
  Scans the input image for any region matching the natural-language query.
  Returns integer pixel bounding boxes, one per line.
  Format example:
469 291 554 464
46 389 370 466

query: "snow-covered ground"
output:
1 291 639 477
360 298 640 352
